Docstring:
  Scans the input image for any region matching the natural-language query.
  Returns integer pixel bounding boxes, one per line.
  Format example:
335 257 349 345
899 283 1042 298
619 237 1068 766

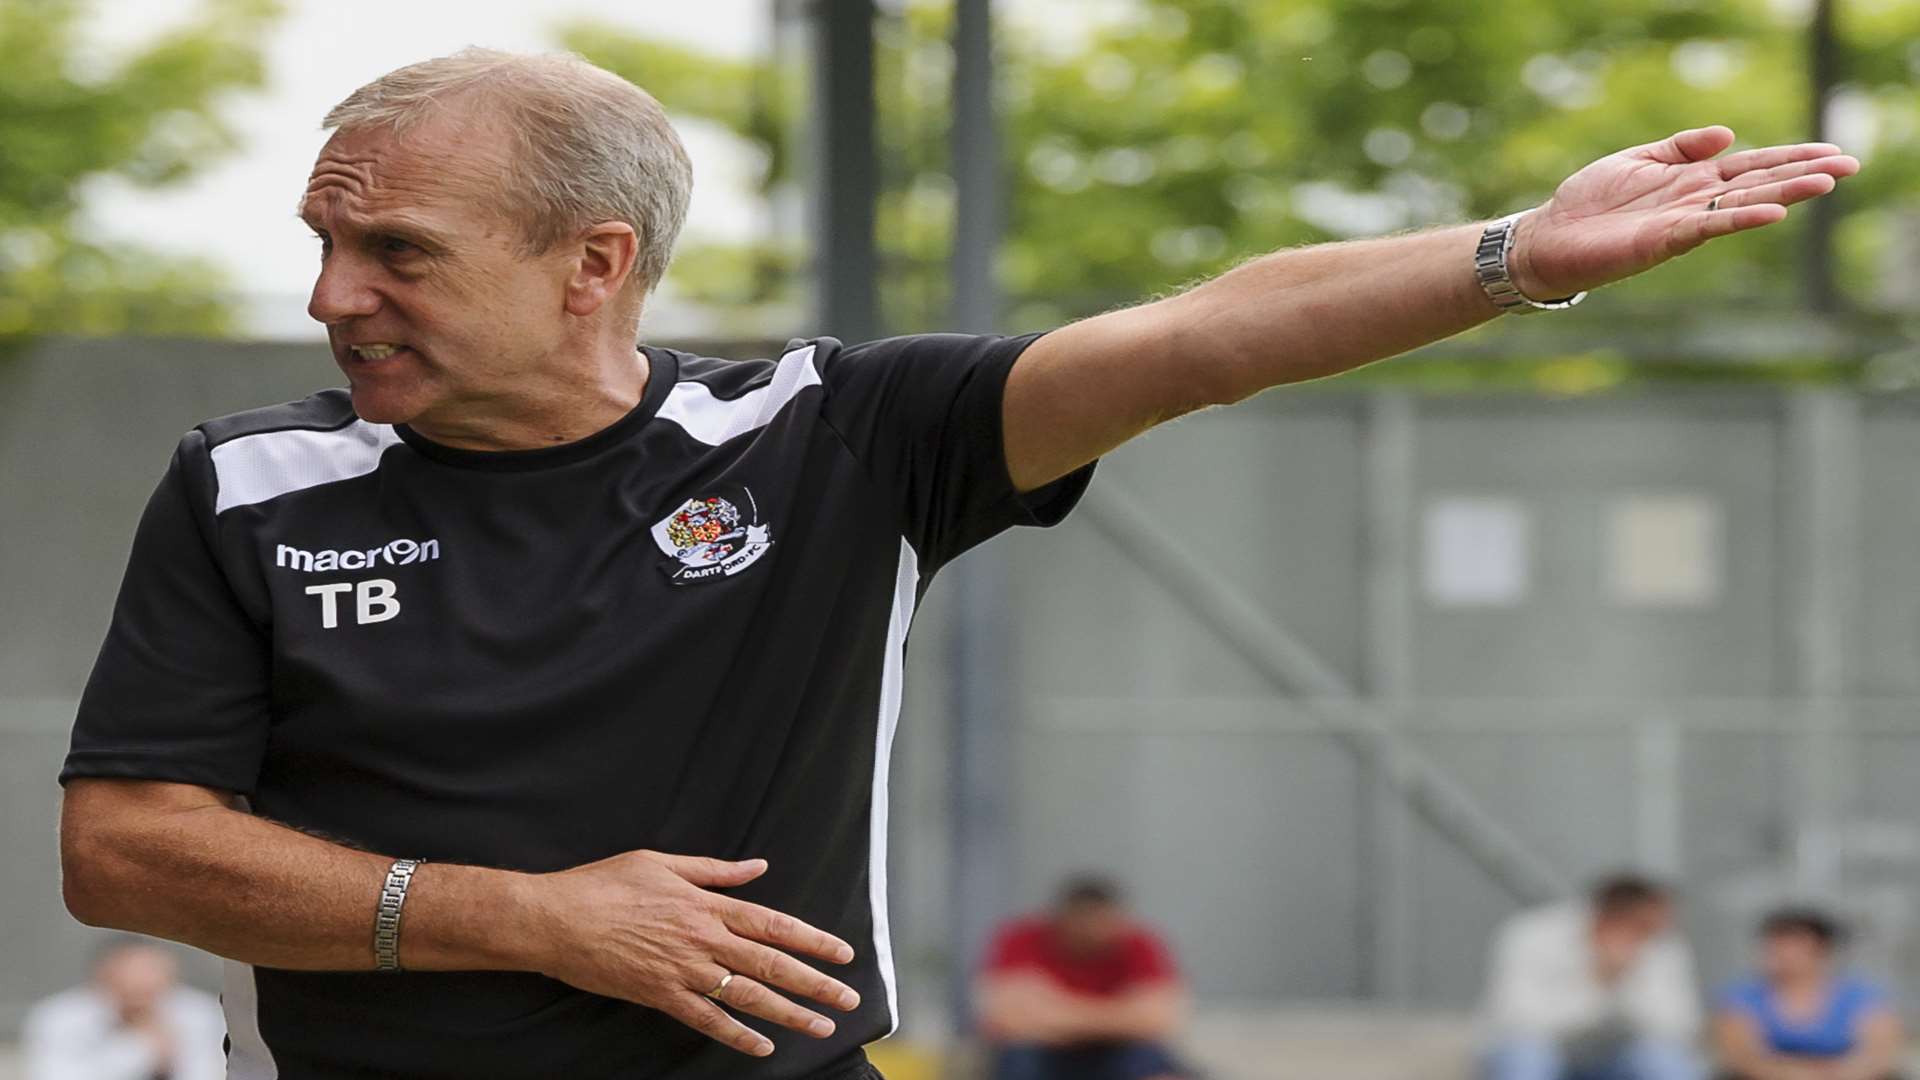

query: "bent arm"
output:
1485 924 1592 1039
1061 982 1187 1043
975 971 1185 1045
61 777 866 1057
974 972 1072 1043
1835 1007 1904 1080
60 778 537 972
1711 1011 1802 1080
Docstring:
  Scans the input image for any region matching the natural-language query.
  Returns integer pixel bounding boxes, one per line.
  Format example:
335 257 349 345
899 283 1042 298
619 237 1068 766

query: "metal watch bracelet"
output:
373 858 423 972
1474 209 1586 314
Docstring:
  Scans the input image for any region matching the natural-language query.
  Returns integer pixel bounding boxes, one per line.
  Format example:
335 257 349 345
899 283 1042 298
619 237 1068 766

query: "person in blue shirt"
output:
1711 907 1904 1080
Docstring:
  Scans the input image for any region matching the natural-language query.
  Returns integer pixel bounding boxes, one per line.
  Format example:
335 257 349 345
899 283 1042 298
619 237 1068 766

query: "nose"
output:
307 254 381 325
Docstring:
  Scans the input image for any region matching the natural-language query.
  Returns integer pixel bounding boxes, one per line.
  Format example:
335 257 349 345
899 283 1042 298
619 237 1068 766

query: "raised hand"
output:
524 850 861 1058
1511 125 1860 300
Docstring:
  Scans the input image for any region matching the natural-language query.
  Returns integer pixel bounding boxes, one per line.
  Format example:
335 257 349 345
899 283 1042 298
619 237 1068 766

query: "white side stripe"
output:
869 537 919 1036
210 423 402 514
657 344 822 446
221 960 278 1079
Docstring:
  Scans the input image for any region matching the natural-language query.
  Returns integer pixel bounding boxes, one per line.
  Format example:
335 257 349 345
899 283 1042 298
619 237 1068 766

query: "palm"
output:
1517 126 1859 300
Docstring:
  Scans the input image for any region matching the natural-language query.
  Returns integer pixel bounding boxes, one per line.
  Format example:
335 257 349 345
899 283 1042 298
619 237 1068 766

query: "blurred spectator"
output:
22 936 225 1080
974 875 1194 1080
1481 874 1703 1080
1711 907 1904 1080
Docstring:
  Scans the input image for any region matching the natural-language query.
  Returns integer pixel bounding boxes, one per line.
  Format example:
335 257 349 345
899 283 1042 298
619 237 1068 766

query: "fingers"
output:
661 992 775 1058
1718 171 1839 212
716 937 862 1013
1724 154 1860 194
1716 141 1845 181
1725 154 1861 197
718 898 857 965
708 969 841 1039
1678 201 1789 254
1645 125 1735 164
652 853 769 888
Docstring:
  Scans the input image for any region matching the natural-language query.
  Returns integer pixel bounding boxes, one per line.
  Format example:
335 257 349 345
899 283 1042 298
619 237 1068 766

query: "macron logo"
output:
276 538 440 573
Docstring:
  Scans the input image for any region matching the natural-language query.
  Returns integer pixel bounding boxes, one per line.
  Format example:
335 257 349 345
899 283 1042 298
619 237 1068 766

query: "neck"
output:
409 335 650 451
1776 967 1827 991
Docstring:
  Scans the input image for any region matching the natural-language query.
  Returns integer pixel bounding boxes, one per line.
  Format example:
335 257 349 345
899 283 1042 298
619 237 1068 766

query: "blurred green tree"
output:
562 0 1916 355
0 0 280 347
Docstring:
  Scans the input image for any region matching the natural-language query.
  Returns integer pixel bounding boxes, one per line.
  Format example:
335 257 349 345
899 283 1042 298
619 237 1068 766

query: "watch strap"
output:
1475 210 1586 314
373 858 423 972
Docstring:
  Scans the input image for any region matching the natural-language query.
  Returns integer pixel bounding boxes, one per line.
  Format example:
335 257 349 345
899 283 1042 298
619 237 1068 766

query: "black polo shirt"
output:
61 332 1094 1079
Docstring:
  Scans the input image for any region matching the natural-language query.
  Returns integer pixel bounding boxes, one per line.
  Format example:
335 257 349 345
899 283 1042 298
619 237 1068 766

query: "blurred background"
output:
2 0 1918 1077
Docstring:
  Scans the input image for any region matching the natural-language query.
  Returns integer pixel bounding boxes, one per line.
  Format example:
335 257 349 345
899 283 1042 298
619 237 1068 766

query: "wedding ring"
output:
706 973 735 1000
1707 195 1722 211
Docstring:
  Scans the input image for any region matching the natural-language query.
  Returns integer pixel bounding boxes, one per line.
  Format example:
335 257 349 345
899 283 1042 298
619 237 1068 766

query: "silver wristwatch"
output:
1474 209 1586 314
373 858 423 972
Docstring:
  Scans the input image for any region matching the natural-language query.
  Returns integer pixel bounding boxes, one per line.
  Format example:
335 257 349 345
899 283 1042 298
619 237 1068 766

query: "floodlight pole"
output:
946 0 1008 1037
812 0 880 344
1805 0 1839 314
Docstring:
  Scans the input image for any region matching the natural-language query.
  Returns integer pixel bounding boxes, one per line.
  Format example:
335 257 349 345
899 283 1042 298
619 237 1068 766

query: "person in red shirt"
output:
974 876 1194 1080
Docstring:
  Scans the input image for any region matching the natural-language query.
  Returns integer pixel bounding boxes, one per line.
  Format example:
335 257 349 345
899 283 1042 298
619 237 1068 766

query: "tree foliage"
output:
565 1 1915 348
0 0 280 346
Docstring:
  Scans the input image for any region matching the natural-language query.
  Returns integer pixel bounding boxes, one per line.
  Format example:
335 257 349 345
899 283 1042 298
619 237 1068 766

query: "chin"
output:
345 382 435 427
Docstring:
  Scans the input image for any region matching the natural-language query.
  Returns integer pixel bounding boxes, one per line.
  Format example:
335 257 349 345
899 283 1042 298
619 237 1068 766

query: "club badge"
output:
650 487 773 584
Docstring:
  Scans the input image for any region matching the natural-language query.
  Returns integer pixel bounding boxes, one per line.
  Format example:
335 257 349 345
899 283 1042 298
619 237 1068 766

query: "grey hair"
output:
322 48 693 296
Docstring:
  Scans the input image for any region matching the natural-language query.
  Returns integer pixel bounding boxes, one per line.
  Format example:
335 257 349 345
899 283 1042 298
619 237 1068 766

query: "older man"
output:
57 47 1854 1080
23 937 227 1080
1482 876 1703 1080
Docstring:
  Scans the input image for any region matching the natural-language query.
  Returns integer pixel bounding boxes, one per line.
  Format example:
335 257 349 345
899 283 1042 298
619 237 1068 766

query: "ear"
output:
563 221 641 317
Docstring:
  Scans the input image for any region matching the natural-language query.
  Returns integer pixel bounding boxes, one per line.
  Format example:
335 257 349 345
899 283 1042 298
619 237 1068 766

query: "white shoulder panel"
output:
209 422 403 514
657 343 822 447
221 960 279 1078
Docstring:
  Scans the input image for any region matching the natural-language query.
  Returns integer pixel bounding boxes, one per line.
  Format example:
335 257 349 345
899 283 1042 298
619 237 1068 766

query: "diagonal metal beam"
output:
1077 480 1572 903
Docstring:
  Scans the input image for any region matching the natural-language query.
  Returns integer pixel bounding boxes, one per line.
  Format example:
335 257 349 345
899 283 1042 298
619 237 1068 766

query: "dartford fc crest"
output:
651 488 773 584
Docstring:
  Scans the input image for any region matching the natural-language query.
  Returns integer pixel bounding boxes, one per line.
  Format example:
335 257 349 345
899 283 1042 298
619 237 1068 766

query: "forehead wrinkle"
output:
299 191 456 249
303 112 522 248
307 153 377 192
301 151 465 237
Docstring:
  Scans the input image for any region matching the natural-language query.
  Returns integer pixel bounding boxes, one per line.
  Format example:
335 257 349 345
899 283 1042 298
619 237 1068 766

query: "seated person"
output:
22 934 227 1080
1480 874 1703 1080
1712 907 1904 1080
974 875 1194 1080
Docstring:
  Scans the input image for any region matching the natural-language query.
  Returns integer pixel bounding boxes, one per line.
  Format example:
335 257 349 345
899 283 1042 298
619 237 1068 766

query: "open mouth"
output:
345 343 417 365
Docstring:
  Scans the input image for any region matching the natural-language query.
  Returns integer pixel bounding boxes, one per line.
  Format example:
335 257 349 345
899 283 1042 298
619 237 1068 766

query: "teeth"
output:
352 344 399 360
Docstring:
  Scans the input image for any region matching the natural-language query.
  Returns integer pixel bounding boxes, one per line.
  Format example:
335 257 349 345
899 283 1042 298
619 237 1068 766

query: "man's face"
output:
300 113 577 427
1057 899 1126 955
95 946 176 1021
1595 898 1672 953
1760 929 1828 982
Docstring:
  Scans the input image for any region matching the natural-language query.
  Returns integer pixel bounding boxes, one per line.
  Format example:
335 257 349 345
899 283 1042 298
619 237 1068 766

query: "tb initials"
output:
304 579 400 629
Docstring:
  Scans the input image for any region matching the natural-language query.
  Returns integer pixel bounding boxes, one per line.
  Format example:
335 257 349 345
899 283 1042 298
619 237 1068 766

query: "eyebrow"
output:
294 204 453 251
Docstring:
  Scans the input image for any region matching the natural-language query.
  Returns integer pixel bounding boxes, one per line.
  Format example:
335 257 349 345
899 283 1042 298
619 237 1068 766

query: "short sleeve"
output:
1840 973 1892 1017
983 922 1043 974
1122 926 1179 984
815 332 1096 573
1714 977 1766 1016
60 430 272 794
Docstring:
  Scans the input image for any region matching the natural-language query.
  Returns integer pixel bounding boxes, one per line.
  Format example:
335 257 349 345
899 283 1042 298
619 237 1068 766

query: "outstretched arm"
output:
1004 126 1860 491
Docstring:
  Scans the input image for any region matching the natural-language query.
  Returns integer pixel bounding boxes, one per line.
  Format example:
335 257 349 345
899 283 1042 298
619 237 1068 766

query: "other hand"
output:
525 850 860 1058
1512 126 1860 300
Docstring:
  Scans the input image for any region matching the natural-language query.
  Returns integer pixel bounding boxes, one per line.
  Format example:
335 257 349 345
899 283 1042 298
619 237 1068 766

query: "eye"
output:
380 236 420 256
